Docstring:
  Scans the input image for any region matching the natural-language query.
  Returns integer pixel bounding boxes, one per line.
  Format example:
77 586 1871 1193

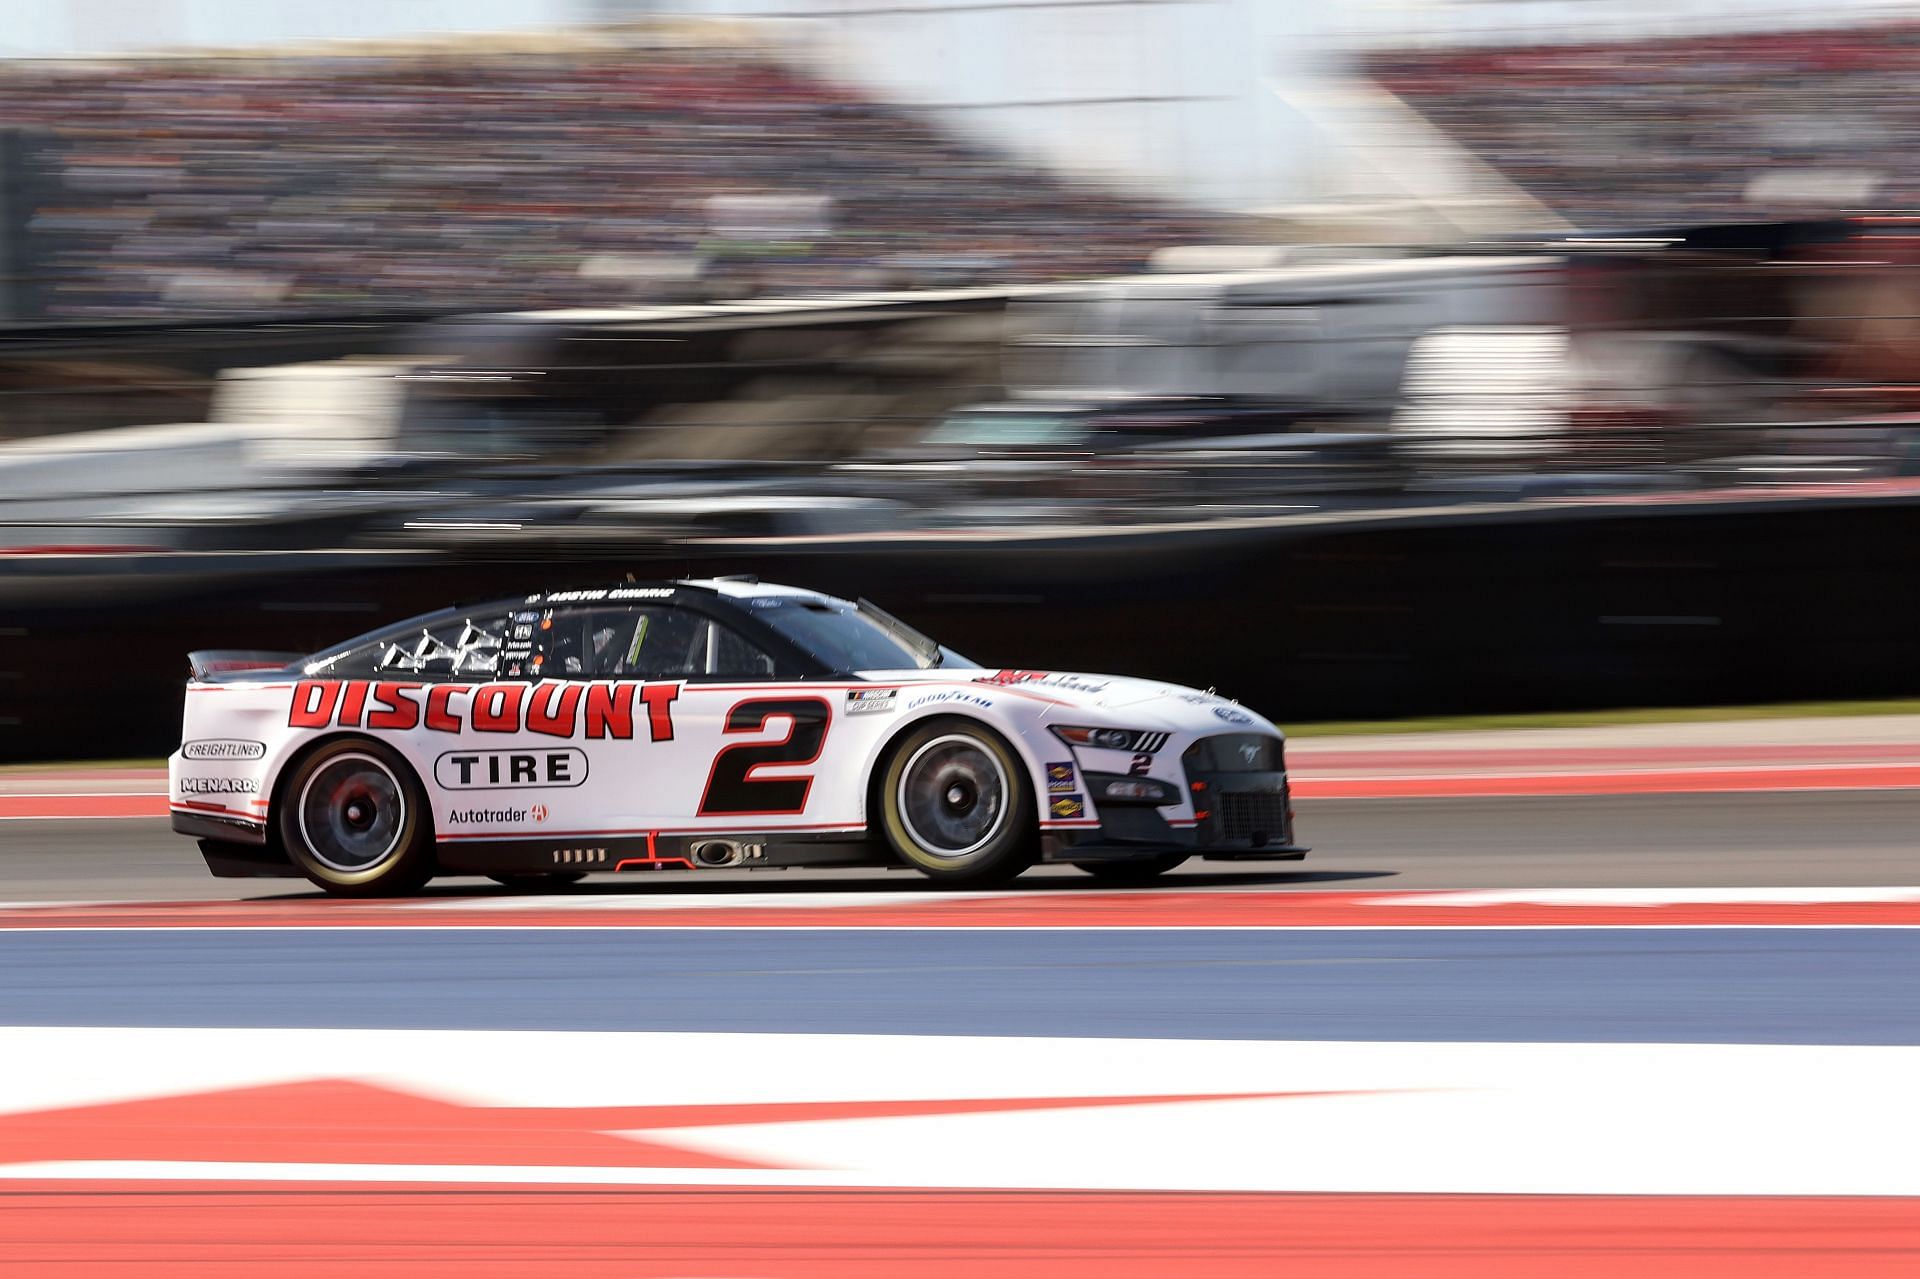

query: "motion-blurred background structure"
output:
9 0 1920 759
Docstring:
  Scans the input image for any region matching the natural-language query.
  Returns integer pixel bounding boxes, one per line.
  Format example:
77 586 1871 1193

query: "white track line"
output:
4 1031 1919 1196
1308 761 1920 780
1368 886 1920 907
0 815 161 822
2 923 1920 934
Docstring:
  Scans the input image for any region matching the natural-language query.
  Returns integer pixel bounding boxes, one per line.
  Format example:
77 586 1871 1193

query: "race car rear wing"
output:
187 650 304 681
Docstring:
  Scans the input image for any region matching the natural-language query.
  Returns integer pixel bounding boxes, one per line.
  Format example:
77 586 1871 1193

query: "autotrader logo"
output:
446 808 529 825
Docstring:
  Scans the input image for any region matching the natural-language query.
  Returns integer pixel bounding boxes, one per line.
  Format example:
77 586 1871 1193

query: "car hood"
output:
858 668 1280 735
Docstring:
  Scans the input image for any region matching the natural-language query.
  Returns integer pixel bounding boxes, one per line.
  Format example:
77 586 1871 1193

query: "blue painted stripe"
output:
1 927 1915 1044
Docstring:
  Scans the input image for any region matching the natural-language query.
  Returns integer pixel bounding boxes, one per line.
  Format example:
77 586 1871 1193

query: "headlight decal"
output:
1049 726 1170 753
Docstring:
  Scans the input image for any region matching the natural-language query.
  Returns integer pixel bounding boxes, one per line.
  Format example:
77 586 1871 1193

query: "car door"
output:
679 614 834 828
531 601 830 835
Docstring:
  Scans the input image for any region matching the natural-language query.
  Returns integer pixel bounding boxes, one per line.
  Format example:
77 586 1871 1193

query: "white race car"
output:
170 578 1304 895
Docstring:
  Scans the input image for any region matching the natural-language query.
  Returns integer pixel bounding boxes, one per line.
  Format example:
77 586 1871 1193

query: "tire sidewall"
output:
277 736 434 895
878 717 1035 884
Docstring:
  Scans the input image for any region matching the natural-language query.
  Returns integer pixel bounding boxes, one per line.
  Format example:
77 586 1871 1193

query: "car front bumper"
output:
1040 766 1306 863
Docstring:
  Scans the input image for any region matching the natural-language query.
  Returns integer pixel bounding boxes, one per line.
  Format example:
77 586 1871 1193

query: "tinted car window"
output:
540 605 774 680
307 608 519 678
708 620 776 679
541 606 694 678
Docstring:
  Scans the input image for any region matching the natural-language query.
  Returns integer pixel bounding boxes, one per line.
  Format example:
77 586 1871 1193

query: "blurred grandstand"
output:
14 5 1920 754
1367 19 1920 230
0 26 1238 321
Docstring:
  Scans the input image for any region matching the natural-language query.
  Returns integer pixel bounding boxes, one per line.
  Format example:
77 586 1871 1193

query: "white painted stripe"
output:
0 1161 901 1187
1 1030 1917 1196
1372 886 1920 907
407 889 1025 912
0 814 159 822
2 783 168 791
1309 762 1920 779
3 923 1920 935
0 900 115 910
11 1157 1905 1196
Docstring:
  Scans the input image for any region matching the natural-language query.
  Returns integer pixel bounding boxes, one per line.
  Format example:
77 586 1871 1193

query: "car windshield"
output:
752 598 960 672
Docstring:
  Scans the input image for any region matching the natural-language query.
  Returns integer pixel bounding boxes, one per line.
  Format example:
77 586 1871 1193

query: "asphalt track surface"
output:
3 925 1916 1044
4 789 1919 901
7 788 1920 1275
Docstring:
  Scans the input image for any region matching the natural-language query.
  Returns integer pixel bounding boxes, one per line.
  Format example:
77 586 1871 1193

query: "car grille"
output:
1183 733 1282 774
1217 791 1289 842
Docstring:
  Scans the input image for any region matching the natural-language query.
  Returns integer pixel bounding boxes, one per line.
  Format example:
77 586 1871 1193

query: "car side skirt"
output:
434 830 884 877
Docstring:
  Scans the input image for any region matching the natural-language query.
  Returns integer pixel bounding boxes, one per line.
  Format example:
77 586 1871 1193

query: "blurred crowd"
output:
1369 23 1920 229
0 33 1233 319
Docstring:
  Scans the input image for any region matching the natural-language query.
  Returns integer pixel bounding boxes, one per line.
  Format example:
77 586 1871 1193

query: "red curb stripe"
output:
6 891 1920 932
1293 763 1920 798
0 795 167 820
1295 742 1920 770
2 1184 1915 1277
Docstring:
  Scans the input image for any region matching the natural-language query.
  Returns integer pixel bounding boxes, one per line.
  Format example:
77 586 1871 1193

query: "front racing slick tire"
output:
877 717 1036 886
1073 853 1190 883
277 737 434 897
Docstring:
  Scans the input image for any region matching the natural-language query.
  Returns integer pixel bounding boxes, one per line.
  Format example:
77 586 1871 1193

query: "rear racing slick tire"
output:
277 737 435 897
877 718 1036 887
1073 853 1190 883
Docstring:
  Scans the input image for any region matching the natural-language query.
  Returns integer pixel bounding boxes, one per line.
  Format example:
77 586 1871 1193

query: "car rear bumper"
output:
171 809 269 846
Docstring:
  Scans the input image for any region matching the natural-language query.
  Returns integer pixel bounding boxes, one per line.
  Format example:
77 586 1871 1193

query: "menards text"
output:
288 679 679 741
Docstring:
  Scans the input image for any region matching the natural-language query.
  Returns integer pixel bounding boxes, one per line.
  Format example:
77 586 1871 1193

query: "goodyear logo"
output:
1046 761 1076 793
1050 794 1085 819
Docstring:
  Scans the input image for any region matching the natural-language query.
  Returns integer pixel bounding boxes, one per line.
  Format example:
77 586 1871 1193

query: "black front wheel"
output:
277 738 434 897
877 718 1036 886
